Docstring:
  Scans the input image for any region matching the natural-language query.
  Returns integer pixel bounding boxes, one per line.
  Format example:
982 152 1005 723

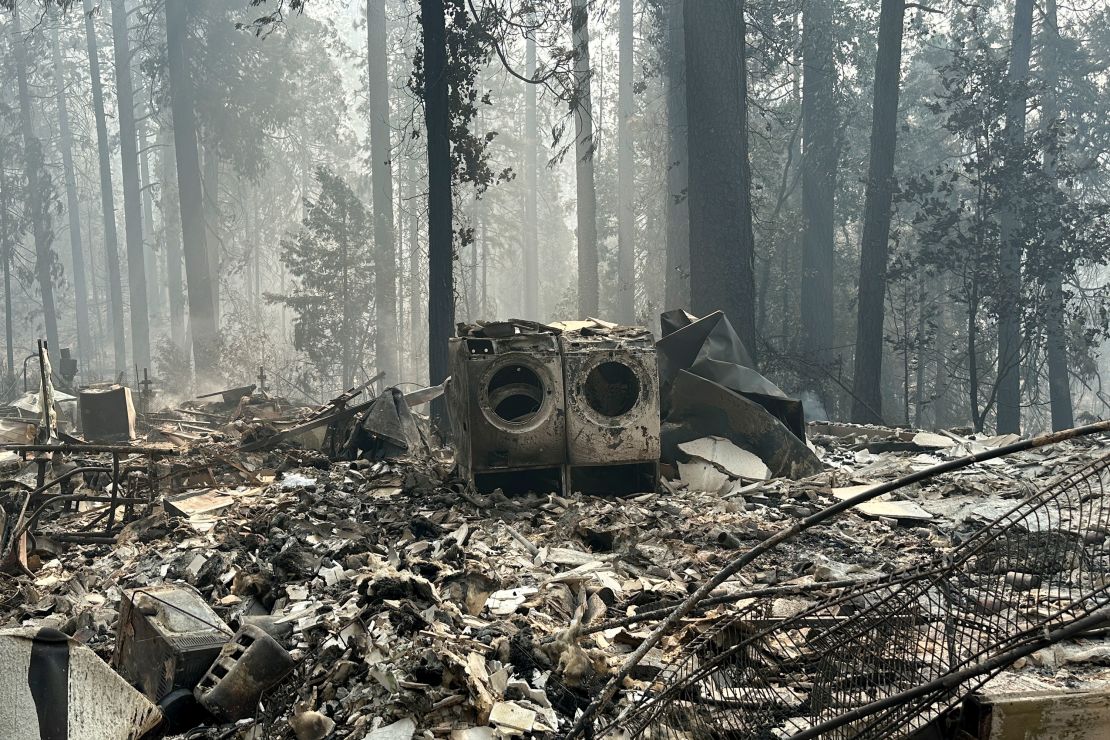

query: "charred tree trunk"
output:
12 3 60 355
83 0 127 372
367 0 399 382
684 0 756 353
800 0 838 372
995 0 1034 434
522 36 540 319
341 208 352 388
0 167 14 382
616 0 635 323
663 0 689 310
202 143 221 326
84 206 104 373
1041 0 1073 431
849 0 905 424
110 0 150 373
421 0 453 421
166 0 218 382
160 129 186 351
571 0 599 318
480 217 488 316
407 155 423 382
138 116 161 330
51 20 92 365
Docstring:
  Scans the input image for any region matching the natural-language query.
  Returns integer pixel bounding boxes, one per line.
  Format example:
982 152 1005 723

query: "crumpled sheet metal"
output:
342 388 430 461
0 627 162 739
663 371 824 480
657 309 806 441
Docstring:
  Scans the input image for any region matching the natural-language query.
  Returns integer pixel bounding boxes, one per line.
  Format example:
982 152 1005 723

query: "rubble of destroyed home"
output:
3 314 1110 740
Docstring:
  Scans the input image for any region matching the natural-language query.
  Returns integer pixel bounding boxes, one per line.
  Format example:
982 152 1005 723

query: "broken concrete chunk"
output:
194 624 295 721
911 431 956 449
486 587 539 616
489 701 537 734
831 486 934 522
451 728 496 740
368 717 416 740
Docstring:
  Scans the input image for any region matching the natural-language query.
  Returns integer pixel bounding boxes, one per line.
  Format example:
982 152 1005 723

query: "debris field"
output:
3 318 1110 740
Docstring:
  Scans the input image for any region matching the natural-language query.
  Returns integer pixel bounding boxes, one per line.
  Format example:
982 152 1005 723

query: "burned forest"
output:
3 0 1110 738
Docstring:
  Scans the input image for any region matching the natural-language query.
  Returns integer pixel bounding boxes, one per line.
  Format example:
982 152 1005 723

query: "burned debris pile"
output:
1 326 1110 739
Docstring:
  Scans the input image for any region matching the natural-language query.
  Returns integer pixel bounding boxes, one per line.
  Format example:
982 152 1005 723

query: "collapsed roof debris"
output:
2 329 1110 739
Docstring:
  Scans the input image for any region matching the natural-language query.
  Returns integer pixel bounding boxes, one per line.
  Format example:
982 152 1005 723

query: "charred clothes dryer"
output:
560 326 659 494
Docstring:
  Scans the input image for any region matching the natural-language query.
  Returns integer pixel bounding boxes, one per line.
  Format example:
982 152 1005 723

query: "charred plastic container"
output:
448 325 567 494
113 584 229 702
194 623 295 721
560 325 659 494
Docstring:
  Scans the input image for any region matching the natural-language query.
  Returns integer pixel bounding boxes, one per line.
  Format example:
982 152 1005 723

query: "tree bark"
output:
202 143 221 325
995 0 1034 434
12 2 61 355
0 166 14 382
83 0 127 372
616 0 635 323
160 129 186 351
51 19 92 365
84 205 105 373
571 0 599 318
800 0 838 370
663 0 689 311
407 155 423 382
684 0 756 353
1041 0 1073 431
166 0 218 382
367 0 399 382
421 0 453 422
110 0 150 373
522 36 540 319
138 116 161 330
480 217 488 316
849 0 905 424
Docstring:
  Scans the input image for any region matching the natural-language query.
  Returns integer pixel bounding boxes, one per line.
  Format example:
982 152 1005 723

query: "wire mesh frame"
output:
604 452 1110 740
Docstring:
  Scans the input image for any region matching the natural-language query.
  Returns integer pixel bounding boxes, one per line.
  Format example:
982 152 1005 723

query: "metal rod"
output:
579 576 875 636
107 452 120 532
24 494 147 533
2 443 177 455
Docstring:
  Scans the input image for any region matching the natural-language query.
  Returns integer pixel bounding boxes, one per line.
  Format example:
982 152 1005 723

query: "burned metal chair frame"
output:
1 443 178 544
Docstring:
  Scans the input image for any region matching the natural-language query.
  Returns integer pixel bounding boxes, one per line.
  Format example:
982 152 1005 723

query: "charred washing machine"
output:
448 322 567 494
560 324 659 495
